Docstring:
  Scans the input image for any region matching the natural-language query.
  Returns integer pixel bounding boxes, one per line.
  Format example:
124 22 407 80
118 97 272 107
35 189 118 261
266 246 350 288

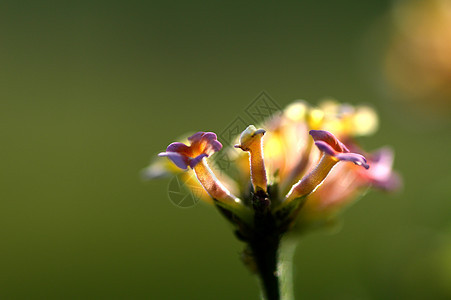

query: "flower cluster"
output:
146 100 399 229
144 100 400 299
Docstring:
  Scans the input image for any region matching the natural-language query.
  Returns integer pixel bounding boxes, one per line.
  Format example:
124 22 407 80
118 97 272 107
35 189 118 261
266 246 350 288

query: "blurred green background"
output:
1 0 451 299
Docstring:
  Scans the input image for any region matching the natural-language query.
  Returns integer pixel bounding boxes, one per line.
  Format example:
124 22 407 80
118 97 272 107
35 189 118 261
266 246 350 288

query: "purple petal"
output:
188 131 222 155
369 148 394 179
314 141 338 156
189 153 208 168
371 147 393 165
373 173 402 191
309 130 347 152
309 130 331 142
187 132 206 143
367 147 402 191
211 140 222 152
166 142 190 154
335 153 370 169
202 132 222 152
160 131 223 171
202 132 217 140
158 152 189 170
311 130 369 169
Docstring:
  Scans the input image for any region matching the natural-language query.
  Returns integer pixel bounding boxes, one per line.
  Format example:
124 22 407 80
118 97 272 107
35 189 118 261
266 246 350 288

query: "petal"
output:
373 172 402 191
160 132 222 171
158 152 189 170
189 153 208 168
313 134 369 169
335 153 370 169
365 147 402 190
309 130 348 152
166 142 191 155
188 132 222 156
314 140 338 156
202 132 223 153
187 132 206 143
369 148 394 179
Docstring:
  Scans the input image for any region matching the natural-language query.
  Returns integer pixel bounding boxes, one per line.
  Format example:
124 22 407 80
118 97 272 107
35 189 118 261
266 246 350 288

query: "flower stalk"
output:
250 220 281 300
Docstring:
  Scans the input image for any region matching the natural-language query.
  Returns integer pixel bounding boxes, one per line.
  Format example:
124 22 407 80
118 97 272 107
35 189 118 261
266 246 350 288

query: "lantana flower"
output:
158 132 250 220
145 100 400 300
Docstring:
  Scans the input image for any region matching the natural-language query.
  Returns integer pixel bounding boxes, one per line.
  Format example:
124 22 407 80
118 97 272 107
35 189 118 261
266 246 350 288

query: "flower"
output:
310 130 369 169
284 130 369 205
234 125 268 193
358 147 402 191
158 131 249 221
158 132 222 169
293 147 402 229
146 99 401 299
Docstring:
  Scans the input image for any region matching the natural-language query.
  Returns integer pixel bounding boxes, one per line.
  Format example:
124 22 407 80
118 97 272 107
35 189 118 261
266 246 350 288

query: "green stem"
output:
278 238 298 300
251 238 280 300
248 191 299 300
251 237 298 300
249 195 281 300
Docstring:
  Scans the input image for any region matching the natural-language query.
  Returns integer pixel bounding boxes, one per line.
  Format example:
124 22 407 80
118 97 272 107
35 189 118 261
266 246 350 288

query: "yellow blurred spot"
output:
322 119 344 135
319 99 340 115
352 106 378 136
384 0 451 112
307 108 324 129
264 133 284 160
284 101 308 121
